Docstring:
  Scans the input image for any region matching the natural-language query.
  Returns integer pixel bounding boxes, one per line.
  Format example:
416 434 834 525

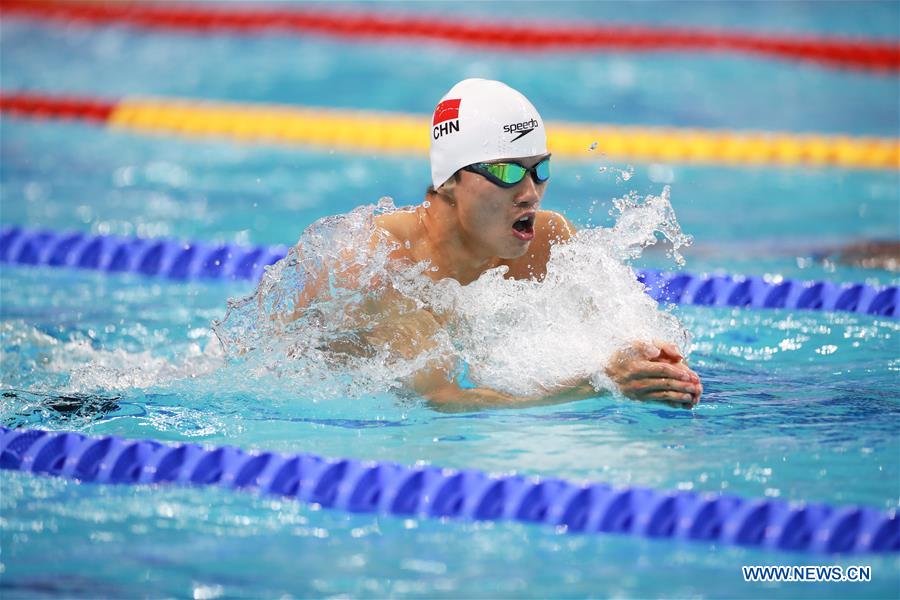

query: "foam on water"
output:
211 188 693 399
0 320 223 394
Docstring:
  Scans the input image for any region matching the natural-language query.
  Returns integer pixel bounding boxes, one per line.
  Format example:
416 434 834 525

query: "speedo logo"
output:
503 118 539 142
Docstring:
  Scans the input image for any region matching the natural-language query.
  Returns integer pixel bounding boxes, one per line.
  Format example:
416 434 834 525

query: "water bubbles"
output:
597 165 633 183
606 186 693 267
376 196 395 212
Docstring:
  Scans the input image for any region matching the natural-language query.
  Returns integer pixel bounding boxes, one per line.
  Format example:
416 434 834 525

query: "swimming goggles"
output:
463 155 551 188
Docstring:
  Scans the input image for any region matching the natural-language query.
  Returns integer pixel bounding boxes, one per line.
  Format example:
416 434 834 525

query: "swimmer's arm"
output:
409 364 599 412
381 308 593 410
414 343 703 411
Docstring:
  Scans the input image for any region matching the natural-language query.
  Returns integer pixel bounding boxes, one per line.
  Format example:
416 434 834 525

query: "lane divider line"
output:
2 92 898 170
1 427 897 554
1 226 896 317
2 0 898 72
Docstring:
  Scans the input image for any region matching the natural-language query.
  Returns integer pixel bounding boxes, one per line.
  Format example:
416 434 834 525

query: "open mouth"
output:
511 213 535 241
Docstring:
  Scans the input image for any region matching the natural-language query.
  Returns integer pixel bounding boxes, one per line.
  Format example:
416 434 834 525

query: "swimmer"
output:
293 79 702 410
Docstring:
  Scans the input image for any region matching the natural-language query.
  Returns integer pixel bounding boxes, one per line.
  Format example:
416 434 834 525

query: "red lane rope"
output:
0 92 115 122
2 0 898 72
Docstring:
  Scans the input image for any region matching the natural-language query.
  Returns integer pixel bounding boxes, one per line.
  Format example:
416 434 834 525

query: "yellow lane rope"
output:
105 97 899 170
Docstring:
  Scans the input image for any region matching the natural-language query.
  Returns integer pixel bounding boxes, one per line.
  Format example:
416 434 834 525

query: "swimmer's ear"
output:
427 172 461 204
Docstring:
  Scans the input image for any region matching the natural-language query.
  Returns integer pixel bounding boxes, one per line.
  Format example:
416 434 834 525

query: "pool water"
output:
2 1 899 598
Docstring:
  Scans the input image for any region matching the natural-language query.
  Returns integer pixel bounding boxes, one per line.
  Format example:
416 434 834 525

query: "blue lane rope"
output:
1 226 896 317
1 427 897 554
0 226 288 283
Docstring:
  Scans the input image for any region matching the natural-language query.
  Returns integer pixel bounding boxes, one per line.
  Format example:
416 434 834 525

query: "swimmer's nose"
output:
513 175 541 207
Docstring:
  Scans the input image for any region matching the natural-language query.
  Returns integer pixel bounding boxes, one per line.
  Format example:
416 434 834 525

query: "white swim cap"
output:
429 78 547 189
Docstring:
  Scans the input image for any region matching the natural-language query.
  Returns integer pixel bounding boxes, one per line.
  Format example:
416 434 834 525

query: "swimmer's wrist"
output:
590 371 619 395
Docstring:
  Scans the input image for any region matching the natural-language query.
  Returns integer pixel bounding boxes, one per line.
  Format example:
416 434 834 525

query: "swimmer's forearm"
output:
424 380 599 412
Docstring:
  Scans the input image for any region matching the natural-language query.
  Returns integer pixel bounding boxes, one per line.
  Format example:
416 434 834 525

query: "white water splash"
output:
211 189 693 399
6 189 693 401
609 186 693 267
0 321 223 394
596 164 633 184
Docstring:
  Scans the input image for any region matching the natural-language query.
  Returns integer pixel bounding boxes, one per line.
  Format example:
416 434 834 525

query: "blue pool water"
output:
2 1 899 598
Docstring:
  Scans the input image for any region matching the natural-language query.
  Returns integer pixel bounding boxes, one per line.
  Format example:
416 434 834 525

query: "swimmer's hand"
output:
605 340 702 409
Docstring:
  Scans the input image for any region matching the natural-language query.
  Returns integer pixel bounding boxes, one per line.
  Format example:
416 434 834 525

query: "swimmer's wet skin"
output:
288 78 703 410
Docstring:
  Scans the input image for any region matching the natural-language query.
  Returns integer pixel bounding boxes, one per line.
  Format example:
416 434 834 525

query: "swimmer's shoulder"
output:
535 209 576 244
373 206 420 259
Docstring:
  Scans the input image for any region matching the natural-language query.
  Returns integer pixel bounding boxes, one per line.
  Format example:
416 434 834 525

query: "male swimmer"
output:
296 79 702 409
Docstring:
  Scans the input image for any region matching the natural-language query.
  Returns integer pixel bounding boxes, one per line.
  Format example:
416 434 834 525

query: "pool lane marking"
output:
1 426 897 554
1 225 897 318
2 0 898 72
1 92 898 171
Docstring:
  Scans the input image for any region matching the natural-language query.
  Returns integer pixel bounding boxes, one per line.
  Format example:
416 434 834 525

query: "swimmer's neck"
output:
417 202 503 285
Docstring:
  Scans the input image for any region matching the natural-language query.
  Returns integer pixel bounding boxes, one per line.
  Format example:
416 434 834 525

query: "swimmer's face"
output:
453 154 548 259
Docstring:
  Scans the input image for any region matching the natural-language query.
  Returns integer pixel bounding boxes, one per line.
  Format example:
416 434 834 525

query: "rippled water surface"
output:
2 1 898 598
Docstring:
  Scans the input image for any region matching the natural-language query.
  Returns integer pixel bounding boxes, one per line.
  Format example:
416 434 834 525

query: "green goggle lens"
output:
483 162 528 184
